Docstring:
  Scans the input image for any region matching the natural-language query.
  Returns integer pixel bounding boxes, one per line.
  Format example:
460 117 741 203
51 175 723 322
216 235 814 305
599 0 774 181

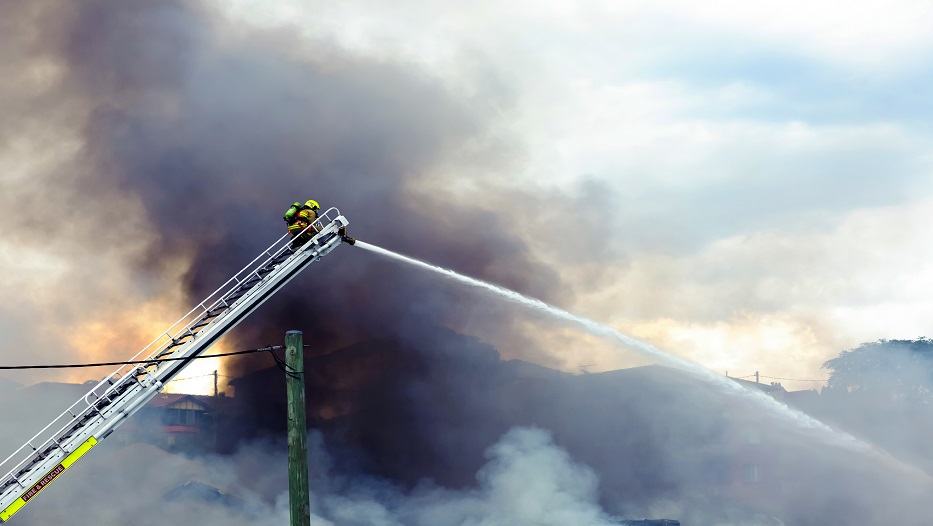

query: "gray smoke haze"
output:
6 345 933 526
11 427 624 526
811 340 933 476
0 0 566 379
214 327 933 525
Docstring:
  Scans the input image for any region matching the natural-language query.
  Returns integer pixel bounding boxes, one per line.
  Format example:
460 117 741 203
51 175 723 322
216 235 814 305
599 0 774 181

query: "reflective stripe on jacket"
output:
287 208 319 236
298 208 317 224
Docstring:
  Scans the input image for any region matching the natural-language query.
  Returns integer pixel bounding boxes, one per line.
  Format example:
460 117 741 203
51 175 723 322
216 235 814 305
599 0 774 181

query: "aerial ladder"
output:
0 208 352 522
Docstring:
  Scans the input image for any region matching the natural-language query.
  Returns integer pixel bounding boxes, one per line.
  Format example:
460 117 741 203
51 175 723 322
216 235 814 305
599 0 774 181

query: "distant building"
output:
117 393 218 452
3 381 223 453
723 376 788 503
728 376 788 399
720 375 835 514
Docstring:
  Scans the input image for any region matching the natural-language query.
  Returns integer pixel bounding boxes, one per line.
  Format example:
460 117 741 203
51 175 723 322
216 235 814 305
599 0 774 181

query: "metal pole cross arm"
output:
0 210 350 523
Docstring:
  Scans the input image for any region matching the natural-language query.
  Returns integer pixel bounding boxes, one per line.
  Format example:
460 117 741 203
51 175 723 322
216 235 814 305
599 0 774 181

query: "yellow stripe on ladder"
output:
0 437 98 522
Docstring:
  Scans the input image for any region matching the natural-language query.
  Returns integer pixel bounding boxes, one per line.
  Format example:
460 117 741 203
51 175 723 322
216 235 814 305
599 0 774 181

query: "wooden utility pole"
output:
285 330 311 526
212 369 219 452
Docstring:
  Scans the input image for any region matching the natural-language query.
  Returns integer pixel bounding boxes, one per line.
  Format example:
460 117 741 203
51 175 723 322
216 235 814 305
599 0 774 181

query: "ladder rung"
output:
59 422 84 442
191 315 220 330
161 343 181 352
241 279 261 289
165 341 186 351
229 286 250 296
162 334 193 352
37 445 54 459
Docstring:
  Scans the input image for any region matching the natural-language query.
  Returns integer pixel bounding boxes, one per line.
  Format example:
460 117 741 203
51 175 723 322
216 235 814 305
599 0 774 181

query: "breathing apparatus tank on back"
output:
283 202 302 224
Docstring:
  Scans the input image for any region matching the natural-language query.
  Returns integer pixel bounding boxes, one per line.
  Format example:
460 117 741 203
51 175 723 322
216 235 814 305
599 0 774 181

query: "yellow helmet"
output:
304 199 320 210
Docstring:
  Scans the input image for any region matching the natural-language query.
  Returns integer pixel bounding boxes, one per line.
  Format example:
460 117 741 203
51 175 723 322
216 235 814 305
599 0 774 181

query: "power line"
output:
2 350 830 383
167 373 215 383
728 372 826 383
759 374 826 383
0 344 309 371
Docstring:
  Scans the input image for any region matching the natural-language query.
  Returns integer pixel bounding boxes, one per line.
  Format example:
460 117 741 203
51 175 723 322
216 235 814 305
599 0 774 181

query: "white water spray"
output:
354 240 933 481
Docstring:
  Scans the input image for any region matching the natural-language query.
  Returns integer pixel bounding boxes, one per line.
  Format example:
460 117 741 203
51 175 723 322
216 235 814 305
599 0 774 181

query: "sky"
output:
3 0 933 393
215 0 933 387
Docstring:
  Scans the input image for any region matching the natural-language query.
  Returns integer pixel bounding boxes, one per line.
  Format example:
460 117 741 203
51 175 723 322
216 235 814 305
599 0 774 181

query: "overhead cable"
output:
0 344 310 370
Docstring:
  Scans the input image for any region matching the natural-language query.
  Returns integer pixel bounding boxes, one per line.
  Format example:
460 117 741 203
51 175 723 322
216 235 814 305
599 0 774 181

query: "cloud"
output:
556 198 933 386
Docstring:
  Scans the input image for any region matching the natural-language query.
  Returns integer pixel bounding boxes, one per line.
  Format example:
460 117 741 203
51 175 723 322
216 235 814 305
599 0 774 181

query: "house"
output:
117 393 218 452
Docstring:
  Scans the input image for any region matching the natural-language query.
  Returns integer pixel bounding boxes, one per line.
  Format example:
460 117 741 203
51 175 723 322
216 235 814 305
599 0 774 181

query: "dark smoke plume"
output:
0 0 564 375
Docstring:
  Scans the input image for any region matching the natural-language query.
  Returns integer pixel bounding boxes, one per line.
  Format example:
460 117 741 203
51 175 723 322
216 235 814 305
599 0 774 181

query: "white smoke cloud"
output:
12 427 624 526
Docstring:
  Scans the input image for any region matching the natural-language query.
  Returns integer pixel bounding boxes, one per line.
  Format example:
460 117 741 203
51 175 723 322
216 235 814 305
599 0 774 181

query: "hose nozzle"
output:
338 227 356 246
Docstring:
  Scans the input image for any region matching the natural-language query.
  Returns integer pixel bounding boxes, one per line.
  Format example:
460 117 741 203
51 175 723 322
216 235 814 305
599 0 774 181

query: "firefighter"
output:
283 199 356 247
284 199 321 246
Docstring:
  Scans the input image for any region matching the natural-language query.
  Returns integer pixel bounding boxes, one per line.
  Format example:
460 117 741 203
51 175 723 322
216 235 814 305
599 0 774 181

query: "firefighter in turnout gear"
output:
284 200 321 246
284 199 356 246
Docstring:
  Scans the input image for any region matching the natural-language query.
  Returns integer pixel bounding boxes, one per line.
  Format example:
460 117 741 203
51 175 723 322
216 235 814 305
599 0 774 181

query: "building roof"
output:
503 359 567 380
149 393 213 409
729 377 788 394
16 381 94 395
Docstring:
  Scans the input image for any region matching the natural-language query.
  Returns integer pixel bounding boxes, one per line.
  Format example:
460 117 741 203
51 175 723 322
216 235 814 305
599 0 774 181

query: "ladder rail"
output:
0 368 148 498
98 206 339 389
0 209 345 500
0 213 348 519
109 205 339 369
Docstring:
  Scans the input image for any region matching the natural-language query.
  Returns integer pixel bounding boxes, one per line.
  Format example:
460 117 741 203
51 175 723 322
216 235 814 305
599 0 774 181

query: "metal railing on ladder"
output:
0 208 350 523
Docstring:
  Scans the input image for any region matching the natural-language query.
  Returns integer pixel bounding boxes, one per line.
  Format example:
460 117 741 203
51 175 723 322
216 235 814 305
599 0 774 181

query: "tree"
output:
822 338 933 402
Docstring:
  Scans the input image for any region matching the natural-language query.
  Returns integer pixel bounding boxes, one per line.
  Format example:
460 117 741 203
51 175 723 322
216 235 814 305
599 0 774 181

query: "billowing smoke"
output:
12 427 623 526
0 0 564 379
7 338 933 526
